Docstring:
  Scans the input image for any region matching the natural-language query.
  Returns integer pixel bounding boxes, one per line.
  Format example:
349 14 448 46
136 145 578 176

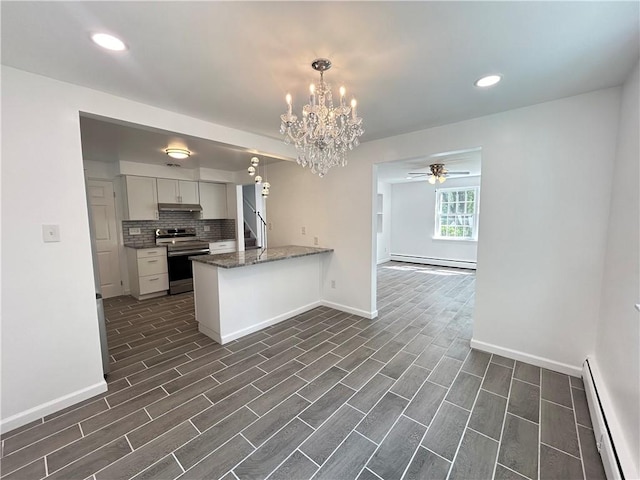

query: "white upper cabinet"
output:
157 179 199 204
156 178 178 203
179 180 199 204
199 182 228 219
123 176 158 220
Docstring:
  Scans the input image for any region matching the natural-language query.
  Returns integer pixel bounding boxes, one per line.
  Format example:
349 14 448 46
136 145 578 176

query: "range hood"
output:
158 203 203 212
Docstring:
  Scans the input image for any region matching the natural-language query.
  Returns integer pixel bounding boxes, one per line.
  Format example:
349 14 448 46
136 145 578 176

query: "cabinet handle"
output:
155 211 159 220
147 259 158 263
149 277 159 281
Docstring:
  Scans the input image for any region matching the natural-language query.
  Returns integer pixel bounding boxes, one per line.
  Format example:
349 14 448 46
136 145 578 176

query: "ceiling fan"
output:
408 163 471 184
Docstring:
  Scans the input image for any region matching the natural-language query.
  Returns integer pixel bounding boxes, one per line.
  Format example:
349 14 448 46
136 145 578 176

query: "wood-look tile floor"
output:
0 262 606 480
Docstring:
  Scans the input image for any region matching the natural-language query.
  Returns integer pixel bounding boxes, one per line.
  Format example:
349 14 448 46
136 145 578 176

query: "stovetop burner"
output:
155 228 209 251
155 228 197 240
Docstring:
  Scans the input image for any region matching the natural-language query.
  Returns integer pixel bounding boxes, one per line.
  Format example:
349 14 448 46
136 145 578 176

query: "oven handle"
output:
168 249 211 257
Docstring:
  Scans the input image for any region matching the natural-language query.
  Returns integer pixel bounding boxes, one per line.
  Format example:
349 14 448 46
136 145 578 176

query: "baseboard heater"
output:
583 358 625 479
389 254 476 270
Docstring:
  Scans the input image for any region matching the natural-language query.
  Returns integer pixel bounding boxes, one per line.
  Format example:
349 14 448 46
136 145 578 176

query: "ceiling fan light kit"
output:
280 58 364 178
409 163 471 184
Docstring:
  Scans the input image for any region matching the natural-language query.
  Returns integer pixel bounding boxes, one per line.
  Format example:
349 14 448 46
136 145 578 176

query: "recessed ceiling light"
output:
165 148 191 160
91 33 127 51
474 74 502 88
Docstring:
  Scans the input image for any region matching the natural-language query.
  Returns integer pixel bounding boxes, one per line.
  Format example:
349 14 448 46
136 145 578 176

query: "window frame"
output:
433 186 480 241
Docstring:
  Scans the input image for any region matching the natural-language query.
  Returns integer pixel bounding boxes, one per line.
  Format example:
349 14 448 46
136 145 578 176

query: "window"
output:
434 187 479 240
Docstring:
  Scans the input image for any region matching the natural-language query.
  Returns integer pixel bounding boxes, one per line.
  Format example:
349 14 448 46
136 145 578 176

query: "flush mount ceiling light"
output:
280 58 364 178
474 74 502 88
91 33 127 51
165 148 191 160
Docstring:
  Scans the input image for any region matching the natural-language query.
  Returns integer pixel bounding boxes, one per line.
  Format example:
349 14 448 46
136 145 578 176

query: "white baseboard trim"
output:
322 300 378 320
390 254 476 270
217 301 323 344
198 323 222 344
584 357 638 480
1 380 108 434
470 339 582 376
377 256 391 265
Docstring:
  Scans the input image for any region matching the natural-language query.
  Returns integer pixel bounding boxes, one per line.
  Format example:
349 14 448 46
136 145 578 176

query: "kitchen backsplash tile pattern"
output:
123 211 236 247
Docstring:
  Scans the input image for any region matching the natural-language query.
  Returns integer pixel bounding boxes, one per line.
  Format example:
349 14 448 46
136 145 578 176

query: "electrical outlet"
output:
203 225 210 232
331 280 336 289
129 227 141 235
42 224 60 242
301 226 306 235
268 222 273 231
314 236 319 246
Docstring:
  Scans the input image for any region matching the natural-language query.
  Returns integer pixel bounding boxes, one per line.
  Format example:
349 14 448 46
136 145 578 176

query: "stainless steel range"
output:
155 228 210 295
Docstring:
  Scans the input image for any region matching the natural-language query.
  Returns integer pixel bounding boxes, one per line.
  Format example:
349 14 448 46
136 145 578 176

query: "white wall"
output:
390 176 480 268
0 66 291 432
266 154 377 318
267 87 622 374
376 182 392 264
592 62 639 479
2 71 105 431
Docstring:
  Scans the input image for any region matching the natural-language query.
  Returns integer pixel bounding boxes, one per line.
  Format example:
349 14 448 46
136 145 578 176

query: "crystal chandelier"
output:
280 58 364 177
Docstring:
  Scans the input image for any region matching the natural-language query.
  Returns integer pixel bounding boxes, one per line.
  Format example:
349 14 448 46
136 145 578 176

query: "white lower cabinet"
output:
209 240 237 254
126 247 168 299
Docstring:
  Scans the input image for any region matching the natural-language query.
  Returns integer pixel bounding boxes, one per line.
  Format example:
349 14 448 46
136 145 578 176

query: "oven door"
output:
167 249 209 294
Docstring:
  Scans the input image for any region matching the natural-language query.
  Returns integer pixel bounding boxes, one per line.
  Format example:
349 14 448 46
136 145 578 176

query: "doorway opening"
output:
241 183 267 251
373 147 483 320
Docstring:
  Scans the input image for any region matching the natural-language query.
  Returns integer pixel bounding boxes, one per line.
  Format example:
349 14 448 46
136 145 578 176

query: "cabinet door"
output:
125 176 158 220
199 182 228 219
179 181 199 204
157 178 179 203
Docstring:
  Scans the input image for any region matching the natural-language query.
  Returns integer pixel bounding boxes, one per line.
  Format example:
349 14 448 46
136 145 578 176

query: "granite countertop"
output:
190 245 333 269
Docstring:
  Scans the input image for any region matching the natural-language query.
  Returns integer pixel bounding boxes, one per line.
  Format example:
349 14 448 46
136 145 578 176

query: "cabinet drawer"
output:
137 256 168 276
136 247 166 259
210 241 237 253
139 273 169 295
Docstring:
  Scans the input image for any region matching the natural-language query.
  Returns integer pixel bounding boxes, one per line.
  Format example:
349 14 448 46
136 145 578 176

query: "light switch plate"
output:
42 224 60 242
203 225 210 232
129 227 141 235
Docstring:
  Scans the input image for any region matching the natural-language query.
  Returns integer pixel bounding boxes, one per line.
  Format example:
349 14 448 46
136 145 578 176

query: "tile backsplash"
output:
123 211 236 247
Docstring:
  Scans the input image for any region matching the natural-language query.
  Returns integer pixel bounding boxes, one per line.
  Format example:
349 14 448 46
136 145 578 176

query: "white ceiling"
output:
80 115 285 171
377 148 482 184
2 2 638 174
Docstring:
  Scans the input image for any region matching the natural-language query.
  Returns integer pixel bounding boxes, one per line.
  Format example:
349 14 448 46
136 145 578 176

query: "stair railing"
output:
243 198 267 252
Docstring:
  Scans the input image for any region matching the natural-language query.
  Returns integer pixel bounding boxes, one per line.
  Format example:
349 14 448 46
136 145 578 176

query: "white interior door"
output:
88 180 123 298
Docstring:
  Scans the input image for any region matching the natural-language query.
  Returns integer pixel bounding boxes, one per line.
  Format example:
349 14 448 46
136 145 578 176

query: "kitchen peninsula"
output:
191 245 333 344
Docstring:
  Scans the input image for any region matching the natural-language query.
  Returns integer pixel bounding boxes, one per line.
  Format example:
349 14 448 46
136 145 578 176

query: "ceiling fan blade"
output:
444 171 471 175
408 173 429 176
